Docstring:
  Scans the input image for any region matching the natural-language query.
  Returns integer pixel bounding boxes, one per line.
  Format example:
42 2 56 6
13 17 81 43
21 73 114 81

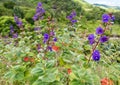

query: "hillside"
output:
93 3 120 11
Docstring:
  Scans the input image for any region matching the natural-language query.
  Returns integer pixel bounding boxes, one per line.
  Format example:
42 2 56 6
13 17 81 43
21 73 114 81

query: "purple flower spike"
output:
100 36 108 43
12 33 18 38
10 25 14 34
96 27 104 35
37 2 42 7
102 14 110 23
92 50 100 61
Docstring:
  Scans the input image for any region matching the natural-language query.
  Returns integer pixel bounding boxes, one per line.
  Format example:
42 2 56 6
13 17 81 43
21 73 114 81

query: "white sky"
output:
85 0 120 6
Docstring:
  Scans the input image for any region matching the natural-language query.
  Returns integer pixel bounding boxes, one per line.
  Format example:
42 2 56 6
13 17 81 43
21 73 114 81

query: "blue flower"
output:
88 34 95 41
48 46 52 51
102 14 110 23
12 33 18 38
88 34 95 45
34 27 40 31
33 2 45 21
43 33 49 43
100 36 108 43
53 37 57 42
71 20 77 24
37 2 42 7
92 50 100 61
10 25 14 34
111 15 115 21
96 27 104 35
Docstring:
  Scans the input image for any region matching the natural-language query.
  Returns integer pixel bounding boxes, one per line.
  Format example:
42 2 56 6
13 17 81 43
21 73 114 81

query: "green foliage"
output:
0 6 13 16
13 6 24 18
3 1 15 9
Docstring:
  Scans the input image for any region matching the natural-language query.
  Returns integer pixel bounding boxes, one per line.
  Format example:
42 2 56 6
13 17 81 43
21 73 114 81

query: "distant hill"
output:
93 3 120 10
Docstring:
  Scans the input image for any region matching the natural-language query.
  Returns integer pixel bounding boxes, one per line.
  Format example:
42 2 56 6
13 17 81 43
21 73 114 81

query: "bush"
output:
13 6 24 19
0 6 13 16
3 1 16 9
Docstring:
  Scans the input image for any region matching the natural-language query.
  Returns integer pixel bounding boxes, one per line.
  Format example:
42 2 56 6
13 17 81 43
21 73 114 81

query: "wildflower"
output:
50 31 55 36
67 11 77 24
102 14 110 23
101 78 113 85
88 34 95 45
33 2 45 21
36 44 41 52
67 68 72 74
52 46 59 52
100 36 108 43
43 33 49 43
23 57 29 62
14 15 23 27
34 27 40 31
111 15 115 21
48 46 52 51
71 20 77 24
96 27 104 35
92 50 100 61
12 33 18 38
10 25 14 34
53 37 57 42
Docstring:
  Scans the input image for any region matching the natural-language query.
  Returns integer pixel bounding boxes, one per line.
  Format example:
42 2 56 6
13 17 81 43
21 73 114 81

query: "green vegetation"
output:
0 0 120 85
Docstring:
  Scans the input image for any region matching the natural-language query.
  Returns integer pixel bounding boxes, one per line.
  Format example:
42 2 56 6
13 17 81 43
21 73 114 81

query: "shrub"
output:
3 1 16 9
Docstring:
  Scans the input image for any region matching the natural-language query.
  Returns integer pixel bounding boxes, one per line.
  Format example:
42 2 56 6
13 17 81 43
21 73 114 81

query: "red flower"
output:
101 78 113 85
67 68 72 74
23 57 29 62
52 46 59 52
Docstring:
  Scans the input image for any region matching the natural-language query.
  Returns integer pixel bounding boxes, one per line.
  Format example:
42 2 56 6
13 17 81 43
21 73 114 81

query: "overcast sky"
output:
85 0 120 6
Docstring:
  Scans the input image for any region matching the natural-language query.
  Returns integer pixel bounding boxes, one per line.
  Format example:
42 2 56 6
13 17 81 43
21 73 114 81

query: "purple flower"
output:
67 11 77 25
33 2 45 21
100 36 108 43
92 50 100 61
102 14 110 23
48 46 52 51
67 15 73 20
88 34 95 45
14 15 23 27
10 25 14 34
88 34 95 41
34 27 40 31
37 2 42 7
111 15 115 21
33 15 38 21
43 33 49 43
36 44 41 52
53 37 57 42
71 11 76 17
12 33 18 38
71 20 77 24
50 31 55 36
96 27 104 35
